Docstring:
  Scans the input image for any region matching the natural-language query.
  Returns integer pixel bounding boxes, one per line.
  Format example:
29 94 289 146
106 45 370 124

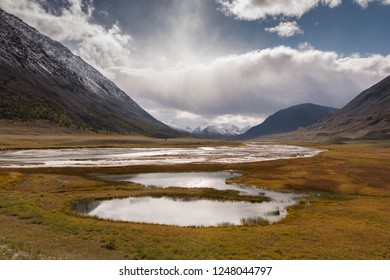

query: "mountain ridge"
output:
307 75 390 140
238 103 338 140
193 123 245 137
0 9 179 137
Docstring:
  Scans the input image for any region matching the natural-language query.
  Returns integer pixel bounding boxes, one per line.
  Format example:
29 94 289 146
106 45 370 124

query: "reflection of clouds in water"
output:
0 143 324 168
112 171 290 198
88 196 296 226
75 171 302 227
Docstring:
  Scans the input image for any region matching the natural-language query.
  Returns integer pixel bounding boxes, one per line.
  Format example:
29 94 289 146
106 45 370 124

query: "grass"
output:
0 138 389 259
0 123 240 150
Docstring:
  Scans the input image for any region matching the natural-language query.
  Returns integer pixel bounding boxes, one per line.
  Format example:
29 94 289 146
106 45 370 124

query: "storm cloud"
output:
105 46 390 125
2 0 390 128
1 0 133 69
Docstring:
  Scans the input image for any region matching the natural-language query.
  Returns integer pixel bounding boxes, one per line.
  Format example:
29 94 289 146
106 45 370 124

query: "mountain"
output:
193 123 243 137
238 103 338 140
0 9 179 137
192 123 209 134
306 75 390 140
240 125 251 134
162 120 192 133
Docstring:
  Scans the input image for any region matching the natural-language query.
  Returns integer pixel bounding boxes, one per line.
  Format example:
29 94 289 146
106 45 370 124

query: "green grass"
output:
0 141 389 259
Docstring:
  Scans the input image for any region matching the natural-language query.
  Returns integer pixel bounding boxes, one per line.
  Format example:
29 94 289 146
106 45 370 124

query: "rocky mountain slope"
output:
238 103 338 139
307 75 390 140
0 9 178 137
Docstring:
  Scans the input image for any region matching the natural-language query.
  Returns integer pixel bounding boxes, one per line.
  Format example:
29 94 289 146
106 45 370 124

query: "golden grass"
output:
0 124 239 150
0 140 389 259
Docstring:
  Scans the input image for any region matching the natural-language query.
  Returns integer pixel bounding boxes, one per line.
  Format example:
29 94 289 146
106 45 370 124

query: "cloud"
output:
105 46 390 126
354 0 390 8
216 0 342 20
212 114 261 129
2 0 389 129
265 21 303 37
1 0 132 69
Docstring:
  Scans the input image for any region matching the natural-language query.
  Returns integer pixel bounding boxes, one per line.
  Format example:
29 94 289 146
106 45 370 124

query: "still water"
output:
72 171 300 227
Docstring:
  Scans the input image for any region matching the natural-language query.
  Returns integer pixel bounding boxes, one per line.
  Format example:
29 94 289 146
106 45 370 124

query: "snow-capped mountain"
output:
240 125 251 134
192 123 211 134
193 123 243 137
162 120 192 133
0 9 179 137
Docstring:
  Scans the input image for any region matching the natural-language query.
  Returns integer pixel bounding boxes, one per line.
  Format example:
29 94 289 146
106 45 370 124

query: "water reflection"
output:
70 199 101 214
73 172 300 227
87 197 287 226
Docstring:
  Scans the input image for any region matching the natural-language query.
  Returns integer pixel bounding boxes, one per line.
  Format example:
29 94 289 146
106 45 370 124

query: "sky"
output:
1 0 390 129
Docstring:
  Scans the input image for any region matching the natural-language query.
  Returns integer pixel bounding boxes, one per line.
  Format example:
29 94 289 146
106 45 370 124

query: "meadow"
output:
0 134 389 259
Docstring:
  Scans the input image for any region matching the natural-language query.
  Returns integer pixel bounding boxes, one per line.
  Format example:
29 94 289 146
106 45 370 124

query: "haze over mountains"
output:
0 9 178 137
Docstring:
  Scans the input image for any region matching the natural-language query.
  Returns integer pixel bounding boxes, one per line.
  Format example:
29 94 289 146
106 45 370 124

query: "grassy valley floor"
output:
0 135 389 259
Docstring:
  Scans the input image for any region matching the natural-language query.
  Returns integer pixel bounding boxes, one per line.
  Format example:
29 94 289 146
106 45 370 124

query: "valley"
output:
0 134 389 259
0 4 389 262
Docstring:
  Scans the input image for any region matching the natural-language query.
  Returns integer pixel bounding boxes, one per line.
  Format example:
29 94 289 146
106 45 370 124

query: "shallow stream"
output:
0 143 323 168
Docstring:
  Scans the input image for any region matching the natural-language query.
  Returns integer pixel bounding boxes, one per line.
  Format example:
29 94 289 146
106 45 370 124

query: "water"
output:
0 143 317 226
0 143 323 168
72 171 300 227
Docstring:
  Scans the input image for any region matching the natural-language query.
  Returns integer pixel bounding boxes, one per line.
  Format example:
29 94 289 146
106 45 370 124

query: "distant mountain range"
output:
162 122 249 138
162 120 192 133
193 123 248 137
0 9 179 137
238 103 338 140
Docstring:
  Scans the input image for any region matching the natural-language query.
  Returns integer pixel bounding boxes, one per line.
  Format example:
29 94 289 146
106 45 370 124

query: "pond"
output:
0 143 323 168
72 171 300 227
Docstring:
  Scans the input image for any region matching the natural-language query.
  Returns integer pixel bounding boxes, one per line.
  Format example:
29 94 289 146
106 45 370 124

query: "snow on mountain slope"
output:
193 123 242 136
0 8 179 137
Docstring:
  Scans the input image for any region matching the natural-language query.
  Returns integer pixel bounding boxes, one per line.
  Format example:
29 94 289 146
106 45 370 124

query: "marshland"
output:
0 134 389 259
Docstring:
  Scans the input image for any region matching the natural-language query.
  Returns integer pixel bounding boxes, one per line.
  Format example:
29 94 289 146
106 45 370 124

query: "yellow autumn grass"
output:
0 137 389 259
